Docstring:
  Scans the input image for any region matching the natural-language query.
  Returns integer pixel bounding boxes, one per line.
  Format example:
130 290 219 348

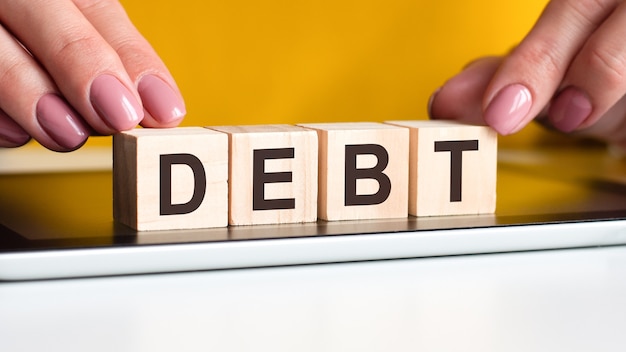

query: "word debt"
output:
113 121 497 231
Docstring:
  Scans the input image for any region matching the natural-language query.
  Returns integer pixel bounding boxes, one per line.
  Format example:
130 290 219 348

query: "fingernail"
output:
427 87 442 119
37 94 89 150
90 74 143 131
0 111 30 145
138 75 186 124
548 87 592 133
484 84 532 135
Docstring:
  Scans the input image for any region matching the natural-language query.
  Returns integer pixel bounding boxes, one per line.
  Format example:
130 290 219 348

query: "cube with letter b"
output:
113 127 228 231
208 124 318 226
385 120 497 216
298 122 409 221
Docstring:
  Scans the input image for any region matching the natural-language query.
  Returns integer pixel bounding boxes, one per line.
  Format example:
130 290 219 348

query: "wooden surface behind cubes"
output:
208 125 318 226
298 122 409 221
386 120 497 216
113 128 228 231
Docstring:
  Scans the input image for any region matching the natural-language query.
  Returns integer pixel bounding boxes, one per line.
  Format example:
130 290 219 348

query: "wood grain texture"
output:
386 120 497 216
298 122 409 221
208 124 318 226
113 128 228 231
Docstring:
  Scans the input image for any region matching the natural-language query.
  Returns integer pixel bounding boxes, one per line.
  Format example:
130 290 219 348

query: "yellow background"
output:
4 0 550 152
2 0 600 230
115 0 549 147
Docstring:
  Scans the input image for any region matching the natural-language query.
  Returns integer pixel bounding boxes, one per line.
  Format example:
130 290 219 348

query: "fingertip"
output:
427 87 442 119
429 57 502 125
483 84 533 135
36 94 90 151
90 74 144 132
138 75 186 126
548 87 593 133
139 112 184 129
39 137 89 153
0 134 30 148
0 110 31 148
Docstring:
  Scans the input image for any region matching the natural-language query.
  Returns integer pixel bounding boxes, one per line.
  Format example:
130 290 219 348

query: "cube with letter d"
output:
386 120 497 216
208 124 318 226
298 122 409 221
113 127 228 231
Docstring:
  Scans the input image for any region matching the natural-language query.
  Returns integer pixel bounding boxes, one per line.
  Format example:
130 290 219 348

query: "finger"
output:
549 2 626 132
482 0 620 135
137 75 186 128
0 109 30 148
429 56 502 125
571 95 626 144
0 0 144 134
0 25 89 151
74 0 186 127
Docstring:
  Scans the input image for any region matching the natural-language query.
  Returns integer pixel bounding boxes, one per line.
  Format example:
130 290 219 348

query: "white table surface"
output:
2 244 626 352
2 145 626 350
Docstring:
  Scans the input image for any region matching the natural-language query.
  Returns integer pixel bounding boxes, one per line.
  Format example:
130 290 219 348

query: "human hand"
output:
429 0 626 146
0 0 186 152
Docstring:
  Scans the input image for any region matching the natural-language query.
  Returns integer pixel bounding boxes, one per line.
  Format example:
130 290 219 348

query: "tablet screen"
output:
2 145 626 252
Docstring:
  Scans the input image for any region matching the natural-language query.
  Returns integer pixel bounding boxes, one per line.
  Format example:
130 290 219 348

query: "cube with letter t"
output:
386 120 497 216
113 127 229 231
208 124 318 226
298 122 409 221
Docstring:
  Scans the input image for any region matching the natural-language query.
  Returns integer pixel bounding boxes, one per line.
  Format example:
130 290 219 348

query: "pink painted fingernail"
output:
138 75 186 124
37 94 89 150
90 74 143 131
548 87 592 133
0 111 30 145
484 84 532 135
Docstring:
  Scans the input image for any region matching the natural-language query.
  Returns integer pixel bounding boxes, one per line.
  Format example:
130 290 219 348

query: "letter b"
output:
344 144 392 206
298 122 409 221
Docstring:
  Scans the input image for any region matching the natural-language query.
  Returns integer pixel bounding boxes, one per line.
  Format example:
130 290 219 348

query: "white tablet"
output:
2 145 626 281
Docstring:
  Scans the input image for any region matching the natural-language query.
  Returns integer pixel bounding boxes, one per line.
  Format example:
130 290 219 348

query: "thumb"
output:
429 56 502 125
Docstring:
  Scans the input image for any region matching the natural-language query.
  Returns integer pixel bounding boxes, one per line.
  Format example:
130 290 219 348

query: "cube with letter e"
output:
298 122 409 221
386 120 497 216
208 124 318 226
113 127 228 231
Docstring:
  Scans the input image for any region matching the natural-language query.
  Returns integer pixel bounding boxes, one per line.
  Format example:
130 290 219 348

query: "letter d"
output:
160 154 207 215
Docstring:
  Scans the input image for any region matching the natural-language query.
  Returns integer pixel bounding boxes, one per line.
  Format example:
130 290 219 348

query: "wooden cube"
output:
298 122 409 221
385 120 497 216
113 127 228 231
207 124 318 226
